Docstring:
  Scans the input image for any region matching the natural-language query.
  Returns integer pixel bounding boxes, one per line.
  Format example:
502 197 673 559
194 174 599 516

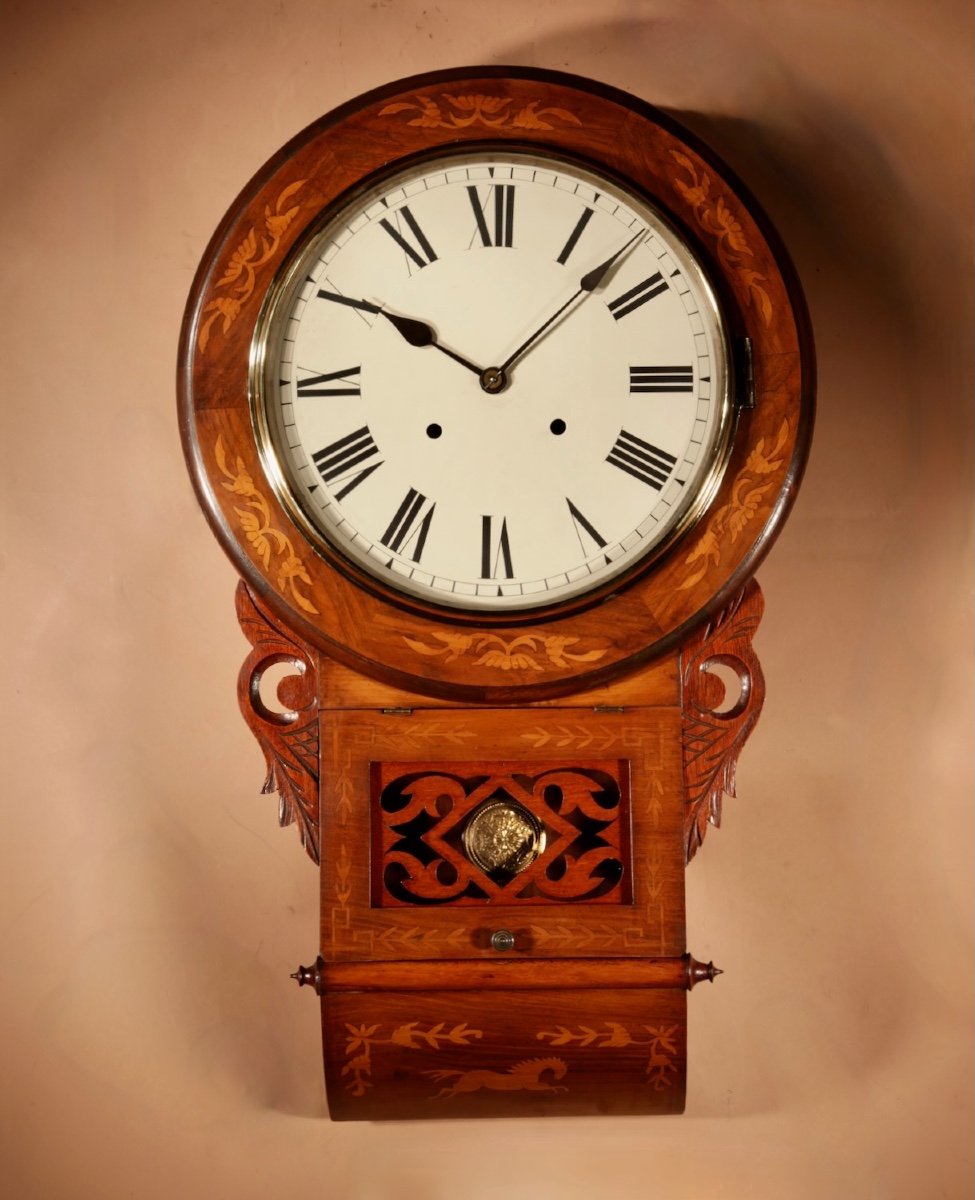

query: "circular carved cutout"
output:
697 654 752 718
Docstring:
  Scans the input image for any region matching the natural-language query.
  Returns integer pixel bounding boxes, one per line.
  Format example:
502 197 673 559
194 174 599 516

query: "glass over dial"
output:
254 150 733 612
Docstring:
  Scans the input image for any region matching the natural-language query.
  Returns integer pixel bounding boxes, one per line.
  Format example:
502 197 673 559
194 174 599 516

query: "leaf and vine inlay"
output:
403 630 608 672
216 437 318 614
670 151 772 327
379 93 582 131
197 180 307 352
343 1021 483 1098
680 419 789 590
537 1022 680 1091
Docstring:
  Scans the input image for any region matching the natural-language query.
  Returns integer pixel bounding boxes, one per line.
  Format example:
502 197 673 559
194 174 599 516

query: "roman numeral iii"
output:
467 184 515 247
629 365 693 393
607 273 668 319
312 426 383 500
606 430 677 490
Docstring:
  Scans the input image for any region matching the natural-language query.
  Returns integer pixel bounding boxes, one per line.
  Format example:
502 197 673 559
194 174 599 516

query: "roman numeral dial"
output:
260 150 731 612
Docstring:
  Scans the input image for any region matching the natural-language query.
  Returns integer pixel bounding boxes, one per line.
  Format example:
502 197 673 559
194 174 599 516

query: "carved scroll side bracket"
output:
235 581 320 864
680 580 766 863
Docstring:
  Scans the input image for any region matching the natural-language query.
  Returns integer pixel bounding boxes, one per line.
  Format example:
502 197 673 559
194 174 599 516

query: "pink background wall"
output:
2 2 971 1195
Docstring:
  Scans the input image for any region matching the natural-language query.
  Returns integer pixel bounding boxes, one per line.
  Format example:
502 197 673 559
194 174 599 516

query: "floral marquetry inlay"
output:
680 421 790 591
216 437 318 615
670 151 772 327
379 93 582 131
403 630 609 672
344 1021 483 1098
197 180 307 352
537 1023 680 1091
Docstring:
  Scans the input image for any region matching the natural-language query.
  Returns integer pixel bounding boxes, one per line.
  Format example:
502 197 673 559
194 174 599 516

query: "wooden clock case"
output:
178 67 814 1119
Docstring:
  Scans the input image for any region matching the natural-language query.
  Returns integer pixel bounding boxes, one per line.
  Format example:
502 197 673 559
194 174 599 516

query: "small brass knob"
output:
491 929 515 952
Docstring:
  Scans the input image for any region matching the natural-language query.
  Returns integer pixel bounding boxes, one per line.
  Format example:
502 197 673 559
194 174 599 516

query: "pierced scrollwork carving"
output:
235 581 320 864
373 762 630 907
680 580 765 863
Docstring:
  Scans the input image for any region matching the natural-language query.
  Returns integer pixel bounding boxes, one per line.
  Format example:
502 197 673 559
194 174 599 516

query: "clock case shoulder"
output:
179 67 813 703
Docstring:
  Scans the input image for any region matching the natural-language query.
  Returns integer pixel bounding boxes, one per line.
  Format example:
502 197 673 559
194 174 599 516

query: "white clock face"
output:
254 150 732 612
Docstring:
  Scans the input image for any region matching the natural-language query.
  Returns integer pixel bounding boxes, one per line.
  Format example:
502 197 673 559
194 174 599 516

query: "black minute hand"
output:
498 232 643 374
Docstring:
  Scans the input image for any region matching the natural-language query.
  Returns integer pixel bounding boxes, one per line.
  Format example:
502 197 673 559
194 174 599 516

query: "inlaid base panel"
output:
321 706 686 962
322 986 686 1120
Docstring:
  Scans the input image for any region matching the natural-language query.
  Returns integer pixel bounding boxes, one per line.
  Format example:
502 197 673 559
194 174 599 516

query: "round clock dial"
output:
254 149 733 613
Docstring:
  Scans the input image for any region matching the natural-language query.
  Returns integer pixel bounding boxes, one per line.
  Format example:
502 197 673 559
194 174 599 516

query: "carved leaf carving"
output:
235 581 320 864
680 580 765 862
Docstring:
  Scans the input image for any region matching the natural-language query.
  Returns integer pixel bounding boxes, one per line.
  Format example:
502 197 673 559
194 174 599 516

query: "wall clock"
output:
179 66 813 1119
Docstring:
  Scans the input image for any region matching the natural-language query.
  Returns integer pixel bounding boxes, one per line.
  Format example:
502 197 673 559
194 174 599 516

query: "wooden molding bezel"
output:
179 67 813 702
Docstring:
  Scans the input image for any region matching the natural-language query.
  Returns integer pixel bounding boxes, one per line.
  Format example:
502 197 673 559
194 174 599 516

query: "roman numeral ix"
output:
606 430 678 490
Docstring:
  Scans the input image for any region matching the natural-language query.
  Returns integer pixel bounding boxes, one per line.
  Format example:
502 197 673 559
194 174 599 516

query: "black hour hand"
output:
380 309 484 377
